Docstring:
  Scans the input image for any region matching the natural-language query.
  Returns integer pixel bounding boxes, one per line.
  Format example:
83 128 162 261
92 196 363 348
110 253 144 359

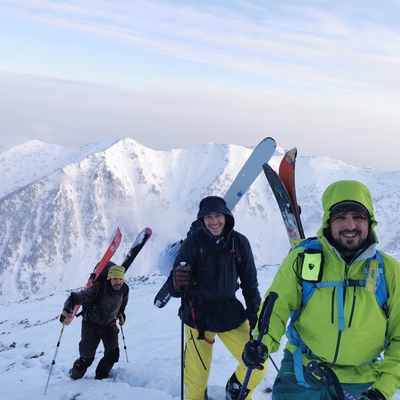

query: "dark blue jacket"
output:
169 224 261 333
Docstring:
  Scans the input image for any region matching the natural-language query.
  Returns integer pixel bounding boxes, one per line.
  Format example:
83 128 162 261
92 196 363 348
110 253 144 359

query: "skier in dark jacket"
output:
168 195 266 400
60 265 129 380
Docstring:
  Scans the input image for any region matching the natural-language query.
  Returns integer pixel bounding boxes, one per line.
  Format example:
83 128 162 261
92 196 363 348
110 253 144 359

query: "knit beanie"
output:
107 265 125 280
197 196 232 219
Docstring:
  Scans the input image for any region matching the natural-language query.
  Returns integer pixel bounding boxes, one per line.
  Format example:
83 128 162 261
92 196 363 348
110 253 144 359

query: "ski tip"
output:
263 137 277 145
262 163 274 172
283 148 297 163
143 228 152 240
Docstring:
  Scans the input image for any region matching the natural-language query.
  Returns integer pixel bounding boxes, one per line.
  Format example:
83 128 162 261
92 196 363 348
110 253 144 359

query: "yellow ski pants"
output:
184 320 268 400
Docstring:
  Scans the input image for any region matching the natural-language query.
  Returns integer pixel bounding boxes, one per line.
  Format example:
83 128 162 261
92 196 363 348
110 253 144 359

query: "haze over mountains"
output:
1 137 399 304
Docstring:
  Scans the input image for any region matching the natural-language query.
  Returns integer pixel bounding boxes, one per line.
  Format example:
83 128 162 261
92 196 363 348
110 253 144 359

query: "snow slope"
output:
1 264 400 399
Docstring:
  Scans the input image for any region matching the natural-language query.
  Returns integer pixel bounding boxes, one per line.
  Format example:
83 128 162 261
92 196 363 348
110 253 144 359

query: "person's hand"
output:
60 308 73 325
356 388 385 400
173 263 191 289
242 340 268 370
118 312 126 326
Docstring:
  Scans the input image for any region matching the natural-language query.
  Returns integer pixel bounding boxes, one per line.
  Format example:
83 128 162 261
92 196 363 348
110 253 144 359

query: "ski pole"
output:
44 324 65 396
262 353 280 394
306 361 357 400
120 324 129 363
238 291 279 400
180 289 185 400
269 354 279 372
177 262 195 400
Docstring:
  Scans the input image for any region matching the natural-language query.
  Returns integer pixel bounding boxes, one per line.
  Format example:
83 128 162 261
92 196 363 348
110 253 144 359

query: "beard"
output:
333 229 368 255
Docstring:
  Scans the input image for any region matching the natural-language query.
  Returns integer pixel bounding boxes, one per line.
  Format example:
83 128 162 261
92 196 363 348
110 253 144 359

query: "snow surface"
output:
2 264 400 399
1 267 281 400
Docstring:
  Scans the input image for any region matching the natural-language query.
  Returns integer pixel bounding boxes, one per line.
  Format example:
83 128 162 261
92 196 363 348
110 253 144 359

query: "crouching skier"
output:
168 196 267 400
242 180 400 400
60 265 129 380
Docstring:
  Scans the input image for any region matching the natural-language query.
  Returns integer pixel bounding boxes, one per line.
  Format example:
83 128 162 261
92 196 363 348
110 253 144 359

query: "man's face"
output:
330 211 369 255
110 278 124 291
204 212 226 236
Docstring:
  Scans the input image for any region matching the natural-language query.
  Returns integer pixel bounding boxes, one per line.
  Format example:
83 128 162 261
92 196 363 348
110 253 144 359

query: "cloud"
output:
2 1 400 99
1 1 400 169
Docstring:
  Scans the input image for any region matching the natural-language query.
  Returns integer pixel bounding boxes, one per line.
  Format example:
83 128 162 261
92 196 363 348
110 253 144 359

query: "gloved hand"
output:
356 388 386 400
60 308 73 325
242 340 268 370
118 312 126 326
173 263 191 289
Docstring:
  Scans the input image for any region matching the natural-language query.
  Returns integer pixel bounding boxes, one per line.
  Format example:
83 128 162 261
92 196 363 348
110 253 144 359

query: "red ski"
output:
67 228 122 325
278 148 305 239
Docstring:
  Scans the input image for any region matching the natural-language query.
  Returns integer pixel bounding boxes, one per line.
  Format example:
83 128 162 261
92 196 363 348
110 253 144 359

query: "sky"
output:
1 0 400 170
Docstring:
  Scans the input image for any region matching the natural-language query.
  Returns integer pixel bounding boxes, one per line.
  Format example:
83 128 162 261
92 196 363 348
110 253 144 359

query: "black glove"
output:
173 263 191 289
60 308 73 325
118 312 126 326
357 388 386 400
242 340 268 370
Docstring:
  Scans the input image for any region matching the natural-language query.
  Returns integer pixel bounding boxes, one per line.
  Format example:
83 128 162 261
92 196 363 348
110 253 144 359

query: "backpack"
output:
286 237 388 388
78 261 129 320
157 240 183 277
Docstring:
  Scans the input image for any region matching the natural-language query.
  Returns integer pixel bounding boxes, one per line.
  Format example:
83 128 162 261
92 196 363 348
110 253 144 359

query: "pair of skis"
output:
67 227 152 325
153 137 277 309
264 147 305 244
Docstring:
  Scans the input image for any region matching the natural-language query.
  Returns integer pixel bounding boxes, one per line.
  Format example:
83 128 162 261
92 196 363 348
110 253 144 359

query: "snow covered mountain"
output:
2 137 400 400
0 137 399 304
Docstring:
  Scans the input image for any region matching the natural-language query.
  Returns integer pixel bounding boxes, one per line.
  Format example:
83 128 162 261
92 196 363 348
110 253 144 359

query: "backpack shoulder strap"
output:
366 250 388 317
190 227 207 275
122 282 129 299
229 233 243 273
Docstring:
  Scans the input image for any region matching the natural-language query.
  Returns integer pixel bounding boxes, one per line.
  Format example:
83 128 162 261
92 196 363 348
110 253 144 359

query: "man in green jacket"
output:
242 180 400 400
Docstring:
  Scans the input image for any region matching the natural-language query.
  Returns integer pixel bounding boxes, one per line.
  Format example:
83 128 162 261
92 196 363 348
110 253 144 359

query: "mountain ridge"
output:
0 137 399 304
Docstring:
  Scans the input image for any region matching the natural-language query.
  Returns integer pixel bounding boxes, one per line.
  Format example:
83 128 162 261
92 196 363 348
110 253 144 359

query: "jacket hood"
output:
318 180 378 236
197 196 235 233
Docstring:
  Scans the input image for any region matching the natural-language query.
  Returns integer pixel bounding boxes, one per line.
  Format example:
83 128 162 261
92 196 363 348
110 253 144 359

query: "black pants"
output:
70 320 120 380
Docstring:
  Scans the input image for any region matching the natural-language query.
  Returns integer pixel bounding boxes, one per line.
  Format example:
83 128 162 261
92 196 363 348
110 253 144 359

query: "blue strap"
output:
293 346 311 388
308 281 347 332
370 251 388 314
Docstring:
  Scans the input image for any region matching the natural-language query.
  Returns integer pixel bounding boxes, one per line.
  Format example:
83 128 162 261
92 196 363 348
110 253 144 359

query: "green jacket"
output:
258 181 400 399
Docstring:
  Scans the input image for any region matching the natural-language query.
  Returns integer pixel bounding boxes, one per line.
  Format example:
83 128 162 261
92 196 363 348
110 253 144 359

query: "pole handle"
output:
238 291 279 400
